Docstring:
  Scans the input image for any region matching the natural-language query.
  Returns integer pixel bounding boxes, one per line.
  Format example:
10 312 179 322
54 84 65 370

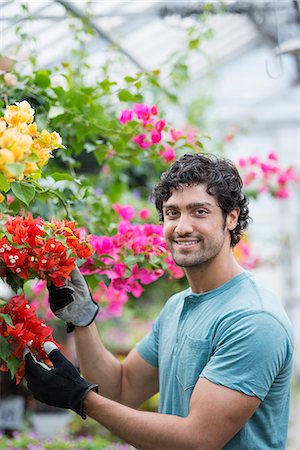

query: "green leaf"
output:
6 163 25 178
118 89 139 102
34 69 51 88
7 356 22 378
0 173 10 192
10 182 35 206
0 313 14 327
0 335 11 361
188 38 200 49
48 105 64 119
50 172 80 183
0 299 7 306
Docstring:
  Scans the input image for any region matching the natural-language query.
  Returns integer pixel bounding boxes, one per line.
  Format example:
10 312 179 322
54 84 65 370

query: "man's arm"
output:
75 323 159 407
83 377 260 450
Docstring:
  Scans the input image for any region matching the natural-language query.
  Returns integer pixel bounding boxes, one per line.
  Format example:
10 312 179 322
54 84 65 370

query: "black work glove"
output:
24 342 98 419
48 266 99 332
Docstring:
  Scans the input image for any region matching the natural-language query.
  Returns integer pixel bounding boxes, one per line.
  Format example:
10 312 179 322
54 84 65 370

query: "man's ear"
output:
226 208 240 231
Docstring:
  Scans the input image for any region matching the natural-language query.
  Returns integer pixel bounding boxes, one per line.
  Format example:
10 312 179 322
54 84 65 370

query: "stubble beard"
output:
169 233 226 269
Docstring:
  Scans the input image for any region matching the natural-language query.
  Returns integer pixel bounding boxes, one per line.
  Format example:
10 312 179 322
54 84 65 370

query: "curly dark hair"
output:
152 153 251 246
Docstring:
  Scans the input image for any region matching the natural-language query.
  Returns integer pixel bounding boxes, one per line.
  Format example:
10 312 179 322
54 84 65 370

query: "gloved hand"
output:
48 266 99 331
24 342 98 419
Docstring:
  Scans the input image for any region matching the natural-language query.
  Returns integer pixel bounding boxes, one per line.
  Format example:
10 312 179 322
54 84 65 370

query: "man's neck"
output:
185 252 244 294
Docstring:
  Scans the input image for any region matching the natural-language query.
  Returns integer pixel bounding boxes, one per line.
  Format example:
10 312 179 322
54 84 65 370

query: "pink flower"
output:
224 134 234 143
249 156 260 165
132 134 151 149
133 103 151 121
155 119 166 132
170 129 183 142
274 188 289 199
268 152 278 161
151 131 162 144
31 279 47 295
159 145 176 163
119 109 133 124
151 105 158 115
7 195 14 205
113 203 135 221
90 235 114 255
138 208 150 220
238 158 247 168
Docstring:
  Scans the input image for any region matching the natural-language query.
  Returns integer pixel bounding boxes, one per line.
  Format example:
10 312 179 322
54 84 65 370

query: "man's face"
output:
162 184 232 268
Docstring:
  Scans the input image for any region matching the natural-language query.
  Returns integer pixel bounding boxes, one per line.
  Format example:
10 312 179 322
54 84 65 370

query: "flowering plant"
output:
119 103 206 164
237 152 299 199
81 206 184 318
0 294 59 384
0 213 94 291
0 100 64 202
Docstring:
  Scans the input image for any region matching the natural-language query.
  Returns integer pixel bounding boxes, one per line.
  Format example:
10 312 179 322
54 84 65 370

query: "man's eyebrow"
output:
163 201 214 209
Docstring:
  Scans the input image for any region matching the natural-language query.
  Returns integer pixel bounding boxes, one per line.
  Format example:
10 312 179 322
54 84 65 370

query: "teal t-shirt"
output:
136 272 294 450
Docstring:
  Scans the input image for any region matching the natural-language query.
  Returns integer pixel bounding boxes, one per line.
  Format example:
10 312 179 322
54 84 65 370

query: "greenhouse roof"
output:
1 0 300 85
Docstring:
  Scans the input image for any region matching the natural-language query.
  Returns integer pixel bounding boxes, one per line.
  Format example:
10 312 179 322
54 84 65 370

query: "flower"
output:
119 109 133 124
119 102 203 164
0 100 63 185
0 294 59 384
0 214 94 288
237 153 299 199
159 145 176 163
81 213 185 319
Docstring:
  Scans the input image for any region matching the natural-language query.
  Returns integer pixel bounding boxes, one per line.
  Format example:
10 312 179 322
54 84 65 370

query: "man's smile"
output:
173 238 201 247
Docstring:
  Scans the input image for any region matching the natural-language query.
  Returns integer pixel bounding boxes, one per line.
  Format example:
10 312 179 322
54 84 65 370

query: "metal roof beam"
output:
54 0 145 71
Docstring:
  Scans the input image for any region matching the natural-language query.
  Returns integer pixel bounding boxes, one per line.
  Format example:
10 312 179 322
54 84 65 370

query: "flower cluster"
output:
119 103 200 164
0 213 94 288
0 100 63 186
237 152 299 199
80 204 184 318
0 294 59 384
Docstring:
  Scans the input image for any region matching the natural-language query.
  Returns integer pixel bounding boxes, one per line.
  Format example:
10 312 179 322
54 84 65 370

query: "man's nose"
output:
174 215 193 235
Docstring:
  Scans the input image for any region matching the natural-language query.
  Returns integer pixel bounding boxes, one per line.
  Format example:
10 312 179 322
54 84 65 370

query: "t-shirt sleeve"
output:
200 312 292 400
135 314 160 367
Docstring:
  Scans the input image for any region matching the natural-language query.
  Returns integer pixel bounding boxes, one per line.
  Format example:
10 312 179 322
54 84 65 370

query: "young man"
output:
25 153 294 450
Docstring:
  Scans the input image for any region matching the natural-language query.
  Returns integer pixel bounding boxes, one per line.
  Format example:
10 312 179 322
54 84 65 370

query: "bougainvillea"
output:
237 152 299 199
0 100 63 188
81 218 184 319
0 294 59 383
119 103 204 164
0 213 94 290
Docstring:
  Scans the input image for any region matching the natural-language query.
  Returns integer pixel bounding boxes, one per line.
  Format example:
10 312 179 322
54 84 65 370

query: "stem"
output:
48 189 74 220
30 180 74 220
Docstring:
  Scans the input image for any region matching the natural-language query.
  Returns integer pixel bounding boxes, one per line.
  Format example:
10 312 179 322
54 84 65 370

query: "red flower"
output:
0 214 93 287
6 214 45 246
0 294 59 384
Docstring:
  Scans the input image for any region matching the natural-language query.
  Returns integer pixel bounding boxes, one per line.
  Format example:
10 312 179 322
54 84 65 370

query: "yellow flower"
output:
27 123 38 136
0 193 5 203
4 100 34 126
0 119 6 136
40 129 52 145
0 129 32 161
24 161 39 175
35 147 52 166
50 131 62 146
0 148 15 164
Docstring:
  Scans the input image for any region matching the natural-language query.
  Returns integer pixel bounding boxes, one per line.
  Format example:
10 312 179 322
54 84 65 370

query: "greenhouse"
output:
0 1 299 449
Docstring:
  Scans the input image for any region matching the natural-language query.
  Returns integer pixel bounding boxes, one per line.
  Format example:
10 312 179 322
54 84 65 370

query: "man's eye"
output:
196 209 207 215
165 210 178 217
